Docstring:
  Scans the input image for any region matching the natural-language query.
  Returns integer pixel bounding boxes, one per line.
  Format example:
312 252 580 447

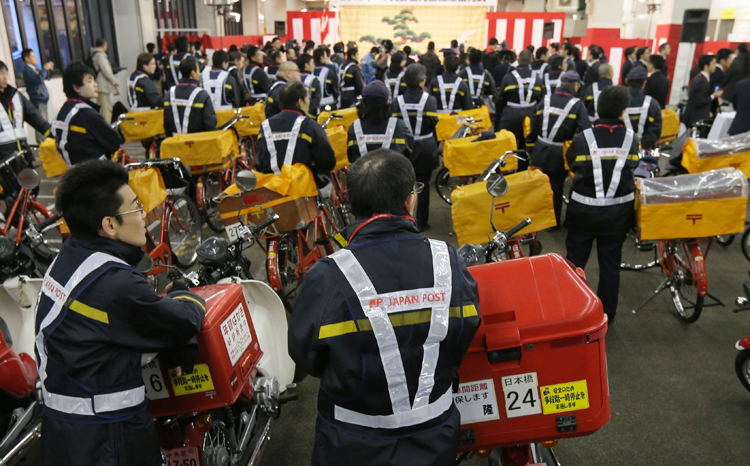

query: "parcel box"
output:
682 132 750 177
457 253 610 451
121 109 165 142
436 106 492 141
636 168 748 240
443 131 518 177
146 283 263 418
317 107 358 133
160 129 239 173
215 104 264 137
451 168 556 245
659 109 679 145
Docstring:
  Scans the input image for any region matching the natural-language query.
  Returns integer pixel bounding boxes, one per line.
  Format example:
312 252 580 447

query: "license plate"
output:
163 446 200 466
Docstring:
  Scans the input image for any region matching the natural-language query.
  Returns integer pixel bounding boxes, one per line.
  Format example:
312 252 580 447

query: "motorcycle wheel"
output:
435 166 459 205
736 350 750 394
167 195 202 269
202 417 235 466
716 234 735 246
201 172 226 233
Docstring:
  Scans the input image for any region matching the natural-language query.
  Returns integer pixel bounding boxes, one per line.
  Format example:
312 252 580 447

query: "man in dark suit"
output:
683 55 722 128
621 46 637 85
635 47 651 70
583 45 604 87
645 55 670 109
728 76 750 136
711 48 734 113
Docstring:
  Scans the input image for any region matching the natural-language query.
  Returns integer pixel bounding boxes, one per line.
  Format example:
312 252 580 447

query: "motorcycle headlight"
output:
457 243 485 267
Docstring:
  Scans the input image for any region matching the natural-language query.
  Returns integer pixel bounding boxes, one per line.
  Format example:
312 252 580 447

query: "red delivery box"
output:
145 283 264 418
457 253 610 451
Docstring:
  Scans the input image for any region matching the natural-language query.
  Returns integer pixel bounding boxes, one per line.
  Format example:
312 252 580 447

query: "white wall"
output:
195 0 220 36
242 0 262 35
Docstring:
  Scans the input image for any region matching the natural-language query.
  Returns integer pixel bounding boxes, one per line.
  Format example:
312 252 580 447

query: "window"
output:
2 0 119 83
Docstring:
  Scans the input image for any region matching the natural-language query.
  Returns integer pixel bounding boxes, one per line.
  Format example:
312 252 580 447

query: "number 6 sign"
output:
501 372 542 418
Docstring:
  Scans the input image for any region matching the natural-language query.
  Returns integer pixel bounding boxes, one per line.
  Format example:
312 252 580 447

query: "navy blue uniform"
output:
346 117 414 163
428 73 473 112
264 76 289 119
162 79 217 137
162 52 191 91
339 59 365 109
53 97 122 165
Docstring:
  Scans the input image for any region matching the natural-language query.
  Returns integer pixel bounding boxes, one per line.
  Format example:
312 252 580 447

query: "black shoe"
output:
606 314 615 326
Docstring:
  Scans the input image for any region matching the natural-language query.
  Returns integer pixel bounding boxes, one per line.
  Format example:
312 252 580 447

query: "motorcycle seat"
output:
0 316 12 348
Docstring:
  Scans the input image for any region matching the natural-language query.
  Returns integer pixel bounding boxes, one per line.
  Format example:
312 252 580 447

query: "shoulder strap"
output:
353 119 368 156
382 117 398 150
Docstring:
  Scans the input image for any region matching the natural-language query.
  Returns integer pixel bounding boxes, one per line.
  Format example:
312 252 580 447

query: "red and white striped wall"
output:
485 12 566 51
287 11 339 46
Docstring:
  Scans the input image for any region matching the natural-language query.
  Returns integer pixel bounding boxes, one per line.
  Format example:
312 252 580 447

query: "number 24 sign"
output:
501 372 542 418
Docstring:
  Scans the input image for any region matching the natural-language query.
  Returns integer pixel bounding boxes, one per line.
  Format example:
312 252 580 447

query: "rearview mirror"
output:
486 173 508 198
136 254 154 273
17 168 40 191
235 170 257 192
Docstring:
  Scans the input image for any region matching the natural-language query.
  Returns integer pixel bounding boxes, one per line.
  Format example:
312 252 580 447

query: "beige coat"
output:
91 47 118 94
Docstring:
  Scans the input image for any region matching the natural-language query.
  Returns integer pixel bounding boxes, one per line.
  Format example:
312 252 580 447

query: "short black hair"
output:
313 47 326 65
627 79 645 89
549 55 563 70
636 47 649 59
698 54 715 71
195 41 203 49
371 46 379 54
228 44 238 53
147 43 156 54
167 43 176 53
563 43 576 56
535 46 548 60
624 46 637 58
518 50 533 65
272 37 281 43
428 41 435 51
348 148 416 217
469 48 482 65
404 63 426 87
0 61 7 72
55 160 130 240
247 46 260 59
279 81 308 107
333 42 344 53
296 53 313 72
212 50 229 68
383 40 394 52
550 43 560 52
230 51 242 62
346 47 358 59
179 55 199 78
445 54 460 73
403 45 412 55
451 40 459 48
95 38 107 48
717 48 734 62
21 49 34 60
649 54 666 72
269 50 282 64
175 35 190 53
659 42 670 52
489 38 498 46
589 45 602 59
358 95 391 121
62 61 96 98
597 86 631 119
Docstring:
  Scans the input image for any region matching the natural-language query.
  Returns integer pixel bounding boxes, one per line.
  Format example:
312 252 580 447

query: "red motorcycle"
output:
734 278 750 394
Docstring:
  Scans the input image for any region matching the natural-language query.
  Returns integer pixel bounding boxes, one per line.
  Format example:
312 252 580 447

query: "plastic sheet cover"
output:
693 132 750 159
638 168 747 205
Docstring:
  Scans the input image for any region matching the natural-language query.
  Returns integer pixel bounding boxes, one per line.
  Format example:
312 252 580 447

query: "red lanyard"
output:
349 214 417 242
595 124 623 133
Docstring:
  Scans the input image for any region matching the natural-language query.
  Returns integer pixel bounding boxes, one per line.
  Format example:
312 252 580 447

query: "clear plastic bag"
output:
638 168 748 205
693 132 750 159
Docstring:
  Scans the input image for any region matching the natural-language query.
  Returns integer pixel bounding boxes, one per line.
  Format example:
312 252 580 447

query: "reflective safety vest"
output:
340 63 357 93
570 128 636 207
127 73 150 112
509 70 537 108
243 66 267 99
436 75 460 113
465 68 485 100
0 93 27 145
52 101 92 166
316 67 335 106
532 62 548 82
623 96 653 138
261 115 306 174
168 86 203 134
35 253 145 418
303 73 318 93
384 70 405 99
397 93 433 141
168 55 182 85
201 67 232 111
328 239 454 429
538 94 579 147
265 66 278 81
589 82 604 122
352 118 397 155
545 74 561 95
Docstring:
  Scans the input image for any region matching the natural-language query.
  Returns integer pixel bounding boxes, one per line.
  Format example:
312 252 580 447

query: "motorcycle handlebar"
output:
505 218 531 239
37 213 62 232
251 214 279 234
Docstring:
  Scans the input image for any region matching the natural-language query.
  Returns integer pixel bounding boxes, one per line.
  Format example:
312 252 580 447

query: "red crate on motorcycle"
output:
146 283 263 418
457 253 610 452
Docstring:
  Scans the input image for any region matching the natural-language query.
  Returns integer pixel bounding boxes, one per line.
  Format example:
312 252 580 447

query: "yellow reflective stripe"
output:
392 112 400 117
348 140 355 146
648 116 654 122
394 138 406 144
568 114 577 119
224 84 232 89
526 143 535 147
458 91 465 96
173 295 206 311
318 305 478 340
69 300 109 324
575 155 591 161
628 154 639 161
536 110 543 115
135 87 144 92
586 96 593 100
504 85 519 91
164 102 171 106
425 112 439 117
345 74 353 78
300 133 313 143
533 87 541 91
70 125 87 134
267 97 274 102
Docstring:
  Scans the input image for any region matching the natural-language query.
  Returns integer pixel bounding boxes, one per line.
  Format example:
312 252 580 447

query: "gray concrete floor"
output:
23 145 750 465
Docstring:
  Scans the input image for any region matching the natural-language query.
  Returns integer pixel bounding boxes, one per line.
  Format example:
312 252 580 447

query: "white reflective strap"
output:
437 75 460 111
583 129 604 199
383 117 397 150
265 116 305 174
334 387 454 429
34 253 137 416
317 67 332 101
592 83 601 121
582 128 634 200
413 132 434 141
545 75 561 95
623 96 651 138
605 130 635 198
330 249 411 415
543 96 579 143
244 67 258 96
0 93 27 143
170 87 202 134
203 69 231 111
354 118 398 155
540 63 548 74
168 55 181 84
341 86 355 92
570 191 635 206
127 74 147 109
340 63 356 92
512 70 536 105
261 120 277 170
268 81 284 103
506 101 535 108
304 73 317 91
353 119 368 155
465 68 479 98
397 93 429 138
54 103 91 166
385 71 405 99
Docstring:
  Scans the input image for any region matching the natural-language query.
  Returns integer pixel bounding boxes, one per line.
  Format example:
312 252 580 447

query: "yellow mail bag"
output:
317 107 358 133
443 131 518 177
120 110 165 142
436 106 492 141
39 138 68 178
160 130 238 171
636 168 748 240
682 133 750 177
326 126 350 172
215 104 264 137
659 109 679 145
451 168 556 245
128 167 167 215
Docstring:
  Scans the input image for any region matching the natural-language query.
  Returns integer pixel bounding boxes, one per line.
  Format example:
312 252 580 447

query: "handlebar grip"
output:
505 218 531 239
251 214 279 233
37 213 62 232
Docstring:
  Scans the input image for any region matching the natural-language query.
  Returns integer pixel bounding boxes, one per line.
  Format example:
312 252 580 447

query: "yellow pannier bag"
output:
682 133 750 177
39 137 68 178
317 107 358 133
436 106 492 141
451 167 556 245
128 167 167 215
636 168 748 240
215 104 264 137
160 130 238 171
523 116 531 139
443 131 518 177
659 109 679 144
325 126 350 172
120 110 165 142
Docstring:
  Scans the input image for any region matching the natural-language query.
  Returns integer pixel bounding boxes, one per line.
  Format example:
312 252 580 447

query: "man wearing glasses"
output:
35 160 206 466
289 148 481 466
265 60 302 118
